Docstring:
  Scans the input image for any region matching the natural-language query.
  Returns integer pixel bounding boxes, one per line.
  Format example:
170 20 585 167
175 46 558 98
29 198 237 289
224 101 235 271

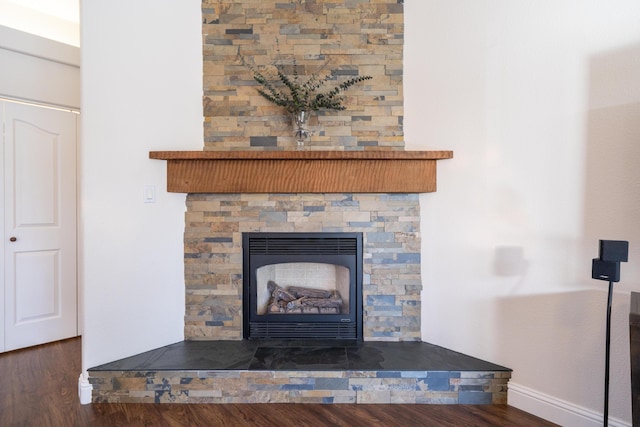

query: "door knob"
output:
9 236 17 242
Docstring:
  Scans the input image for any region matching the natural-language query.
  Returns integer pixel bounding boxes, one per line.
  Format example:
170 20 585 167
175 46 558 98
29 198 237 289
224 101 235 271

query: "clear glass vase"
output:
291 110 311 150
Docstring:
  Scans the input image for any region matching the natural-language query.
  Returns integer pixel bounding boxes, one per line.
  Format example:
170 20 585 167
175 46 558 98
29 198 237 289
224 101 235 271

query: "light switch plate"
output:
143 185 156 203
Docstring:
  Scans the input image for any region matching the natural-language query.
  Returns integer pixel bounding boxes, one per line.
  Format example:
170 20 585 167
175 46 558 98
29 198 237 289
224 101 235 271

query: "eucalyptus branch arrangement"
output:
246 59 372 114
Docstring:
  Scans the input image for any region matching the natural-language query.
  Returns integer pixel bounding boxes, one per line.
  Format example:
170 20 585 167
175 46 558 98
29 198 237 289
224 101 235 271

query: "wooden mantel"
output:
149 150 453 194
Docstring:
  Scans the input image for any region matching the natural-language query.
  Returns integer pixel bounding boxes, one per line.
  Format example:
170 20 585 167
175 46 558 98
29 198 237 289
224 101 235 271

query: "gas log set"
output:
266 281 343 314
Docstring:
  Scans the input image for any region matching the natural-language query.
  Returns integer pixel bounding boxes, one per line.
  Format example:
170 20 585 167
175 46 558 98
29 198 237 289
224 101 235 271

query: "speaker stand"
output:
604 280 613 427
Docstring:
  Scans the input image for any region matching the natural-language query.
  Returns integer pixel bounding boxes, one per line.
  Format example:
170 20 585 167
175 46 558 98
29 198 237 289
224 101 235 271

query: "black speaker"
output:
592 259 621 282
600 240 629 262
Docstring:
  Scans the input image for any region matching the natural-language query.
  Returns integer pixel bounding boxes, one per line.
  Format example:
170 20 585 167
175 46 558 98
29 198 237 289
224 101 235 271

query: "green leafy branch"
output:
246 58 372 114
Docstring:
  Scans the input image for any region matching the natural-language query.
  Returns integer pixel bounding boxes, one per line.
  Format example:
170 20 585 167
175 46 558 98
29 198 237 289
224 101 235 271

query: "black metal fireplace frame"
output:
242 232 363 340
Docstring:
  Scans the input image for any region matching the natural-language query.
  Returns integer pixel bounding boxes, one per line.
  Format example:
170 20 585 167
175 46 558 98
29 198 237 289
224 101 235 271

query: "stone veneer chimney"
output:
202 0 404 151
185 1 420 342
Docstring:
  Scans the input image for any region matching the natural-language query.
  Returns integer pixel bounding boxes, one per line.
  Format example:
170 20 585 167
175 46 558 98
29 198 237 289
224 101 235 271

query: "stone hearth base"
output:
88 341 511 404
90 369 510 404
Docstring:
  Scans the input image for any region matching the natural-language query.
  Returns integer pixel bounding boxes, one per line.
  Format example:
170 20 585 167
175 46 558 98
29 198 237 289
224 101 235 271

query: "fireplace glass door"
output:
256 262 351 316
243 232 362 340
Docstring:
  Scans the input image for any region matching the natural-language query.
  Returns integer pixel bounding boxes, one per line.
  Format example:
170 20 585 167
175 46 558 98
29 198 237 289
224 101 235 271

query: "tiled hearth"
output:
89 340 511 404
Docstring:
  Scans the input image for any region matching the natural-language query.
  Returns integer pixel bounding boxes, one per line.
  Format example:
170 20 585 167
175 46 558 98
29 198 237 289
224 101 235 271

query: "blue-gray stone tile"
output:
459 391 493 405
367 295 395 306
250 136 277 147
397 253 421 264
315 378 349 390
424 377 452 392
376 371 401 378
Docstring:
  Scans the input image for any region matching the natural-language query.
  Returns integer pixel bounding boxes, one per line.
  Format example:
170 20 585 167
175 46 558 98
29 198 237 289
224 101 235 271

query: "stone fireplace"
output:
86 2 514 406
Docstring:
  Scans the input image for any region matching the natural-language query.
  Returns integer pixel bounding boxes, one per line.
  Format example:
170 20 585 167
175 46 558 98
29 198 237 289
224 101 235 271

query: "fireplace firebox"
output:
242 232 363 340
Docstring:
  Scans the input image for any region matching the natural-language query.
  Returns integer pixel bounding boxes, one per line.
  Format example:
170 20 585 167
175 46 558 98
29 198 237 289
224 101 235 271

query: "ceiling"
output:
0 0 79 46
8 0 79 23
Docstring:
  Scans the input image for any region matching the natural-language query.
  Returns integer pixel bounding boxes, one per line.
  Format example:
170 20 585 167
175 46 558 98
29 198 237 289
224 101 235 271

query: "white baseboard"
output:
509 382 630 427
78 372 93 405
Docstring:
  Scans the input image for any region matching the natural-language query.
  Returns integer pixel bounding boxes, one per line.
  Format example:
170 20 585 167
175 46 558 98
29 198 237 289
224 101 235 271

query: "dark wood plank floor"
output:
0 338 558 427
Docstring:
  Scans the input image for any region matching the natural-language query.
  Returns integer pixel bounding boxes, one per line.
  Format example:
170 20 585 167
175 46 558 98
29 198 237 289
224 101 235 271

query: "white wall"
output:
406 1 640 425
80 1 202 371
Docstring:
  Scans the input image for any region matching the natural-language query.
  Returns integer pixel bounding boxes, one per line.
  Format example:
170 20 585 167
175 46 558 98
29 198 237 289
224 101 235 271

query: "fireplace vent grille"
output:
249 322 357 340
248 236 358 255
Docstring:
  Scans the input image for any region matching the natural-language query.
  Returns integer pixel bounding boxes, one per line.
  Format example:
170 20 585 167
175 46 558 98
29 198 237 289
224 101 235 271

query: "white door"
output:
2 101 78 352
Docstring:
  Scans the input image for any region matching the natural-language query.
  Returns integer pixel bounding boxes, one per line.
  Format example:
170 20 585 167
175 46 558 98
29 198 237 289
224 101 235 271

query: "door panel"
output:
15 250 59 323
14 121 57 226
3 101 78 352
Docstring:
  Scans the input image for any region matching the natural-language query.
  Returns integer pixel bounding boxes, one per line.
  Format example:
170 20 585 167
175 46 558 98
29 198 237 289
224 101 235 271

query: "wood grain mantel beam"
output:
149 150 453 194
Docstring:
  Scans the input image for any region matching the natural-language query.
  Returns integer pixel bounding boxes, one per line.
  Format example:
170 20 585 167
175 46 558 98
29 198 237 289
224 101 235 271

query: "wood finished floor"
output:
0 338 558 427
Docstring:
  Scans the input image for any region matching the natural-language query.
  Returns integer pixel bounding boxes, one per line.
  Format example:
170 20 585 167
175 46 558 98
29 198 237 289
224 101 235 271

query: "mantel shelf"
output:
149 150 453 194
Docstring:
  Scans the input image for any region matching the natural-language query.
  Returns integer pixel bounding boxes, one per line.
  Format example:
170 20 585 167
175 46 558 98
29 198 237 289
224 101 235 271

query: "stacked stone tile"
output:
91 369 510 404
184 193 421 341
202 0 404 150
